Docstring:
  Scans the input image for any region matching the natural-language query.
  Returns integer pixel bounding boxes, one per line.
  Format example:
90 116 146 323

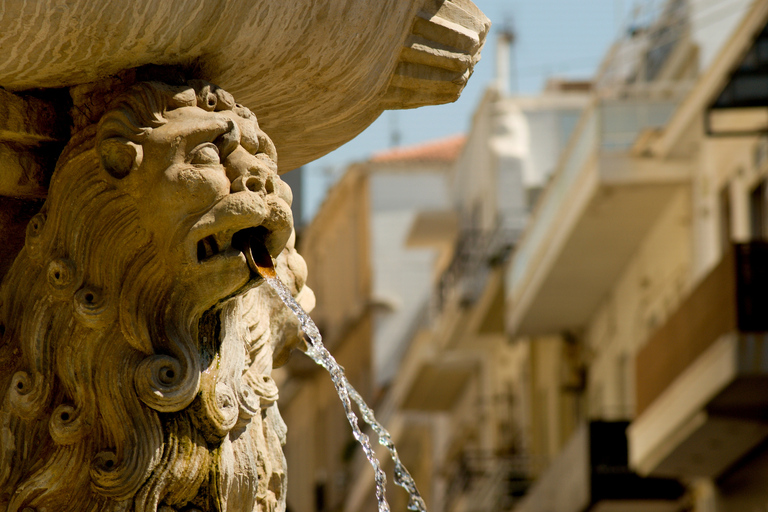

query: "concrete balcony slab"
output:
506 101 692 337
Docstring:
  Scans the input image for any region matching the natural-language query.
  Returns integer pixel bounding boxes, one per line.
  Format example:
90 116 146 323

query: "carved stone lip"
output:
196 229 241 263
184 195 287 310
194 226 275 306
183 228 262 308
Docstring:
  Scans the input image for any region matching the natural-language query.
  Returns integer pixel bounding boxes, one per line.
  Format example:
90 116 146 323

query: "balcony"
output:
445 452 534 512
506 97 692 337
515 422 685 512
398 225 518 411
629 242 768 478
400 358 476 412
433 224 520 313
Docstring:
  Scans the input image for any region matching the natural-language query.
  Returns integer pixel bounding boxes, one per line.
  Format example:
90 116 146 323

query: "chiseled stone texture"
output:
0 0 489 172
0 89 68 198
0 81 314 512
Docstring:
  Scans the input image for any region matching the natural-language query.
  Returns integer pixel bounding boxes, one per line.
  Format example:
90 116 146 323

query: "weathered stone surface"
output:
0 2 490 510
0 88 64 144
0 0 489 172
0 89 68 197
383 0 490 109
0 197 45 281
0 81 313 512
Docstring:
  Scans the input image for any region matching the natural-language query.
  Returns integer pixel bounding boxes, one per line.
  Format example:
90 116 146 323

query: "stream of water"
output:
262 274 428 512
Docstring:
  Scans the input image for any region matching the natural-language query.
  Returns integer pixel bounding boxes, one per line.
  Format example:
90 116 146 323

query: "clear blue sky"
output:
303 0 639 220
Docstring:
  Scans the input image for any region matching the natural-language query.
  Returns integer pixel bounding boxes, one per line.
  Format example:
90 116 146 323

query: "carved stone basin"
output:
0 0 490 172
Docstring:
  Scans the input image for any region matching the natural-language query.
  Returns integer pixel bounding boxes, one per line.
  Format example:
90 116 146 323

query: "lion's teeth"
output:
213 232 231 253
197 235 219 262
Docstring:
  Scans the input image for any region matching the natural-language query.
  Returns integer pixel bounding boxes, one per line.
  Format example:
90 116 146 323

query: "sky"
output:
302 0 642 220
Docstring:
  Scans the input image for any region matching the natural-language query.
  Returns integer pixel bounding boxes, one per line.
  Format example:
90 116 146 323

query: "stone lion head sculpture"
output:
0 80 312 512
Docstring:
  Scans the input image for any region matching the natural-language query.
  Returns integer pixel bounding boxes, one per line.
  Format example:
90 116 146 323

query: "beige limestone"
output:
0 89 66 198
0 81 314 512
0 0 490 173
0 1 490 510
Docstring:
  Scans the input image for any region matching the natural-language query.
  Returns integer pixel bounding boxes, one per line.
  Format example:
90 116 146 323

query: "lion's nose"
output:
224 148 291 205
225 149 268 192
266 174 293 206
231 175 263 193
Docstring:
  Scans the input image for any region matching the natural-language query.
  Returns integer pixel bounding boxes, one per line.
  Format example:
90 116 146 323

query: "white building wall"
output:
453 90 589 236
453 92 499 231
370 169 451 385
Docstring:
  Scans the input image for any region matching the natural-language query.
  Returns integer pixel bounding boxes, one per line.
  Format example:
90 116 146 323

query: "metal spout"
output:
241 229 276 279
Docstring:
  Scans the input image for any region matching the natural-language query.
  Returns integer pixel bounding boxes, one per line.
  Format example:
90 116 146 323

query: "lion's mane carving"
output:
0 81 311 512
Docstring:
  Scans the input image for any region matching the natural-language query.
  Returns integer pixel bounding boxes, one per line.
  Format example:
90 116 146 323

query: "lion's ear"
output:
99 138 142 179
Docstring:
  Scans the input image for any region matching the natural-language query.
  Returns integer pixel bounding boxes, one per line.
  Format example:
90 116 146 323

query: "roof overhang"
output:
650 2 768 153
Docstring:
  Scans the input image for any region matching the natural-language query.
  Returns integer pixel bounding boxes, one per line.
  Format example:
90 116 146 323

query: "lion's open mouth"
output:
236 227 276 279
196 226 276 287
196 226 271 264
192 226 274 305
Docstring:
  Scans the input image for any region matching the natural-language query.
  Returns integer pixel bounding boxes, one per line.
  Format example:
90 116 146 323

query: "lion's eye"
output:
189 143 221 165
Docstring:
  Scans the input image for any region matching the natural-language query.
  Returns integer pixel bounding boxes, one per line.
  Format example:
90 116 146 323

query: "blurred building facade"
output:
278 136 464 512
280 78 591 512
277 167 373 512
279 0 768 511
365 136 462 386
506 0 768 511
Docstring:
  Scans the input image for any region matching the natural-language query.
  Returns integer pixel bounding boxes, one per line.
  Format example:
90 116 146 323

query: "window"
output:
750 179 767 240
314 481 326 512
719 182 733 251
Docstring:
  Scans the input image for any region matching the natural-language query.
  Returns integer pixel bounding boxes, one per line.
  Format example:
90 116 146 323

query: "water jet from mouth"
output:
245 237 427 512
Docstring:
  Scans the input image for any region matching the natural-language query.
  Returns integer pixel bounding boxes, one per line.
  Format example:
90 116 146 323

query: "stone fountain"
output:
0 2 489 511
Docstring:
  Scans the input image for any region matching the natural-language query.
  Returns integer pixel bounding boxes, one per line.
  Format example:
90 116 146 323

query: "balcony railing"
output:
513 422 685 512
508 107 596 292
433 223 521 315
444 451 537 512
629 243 768 479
